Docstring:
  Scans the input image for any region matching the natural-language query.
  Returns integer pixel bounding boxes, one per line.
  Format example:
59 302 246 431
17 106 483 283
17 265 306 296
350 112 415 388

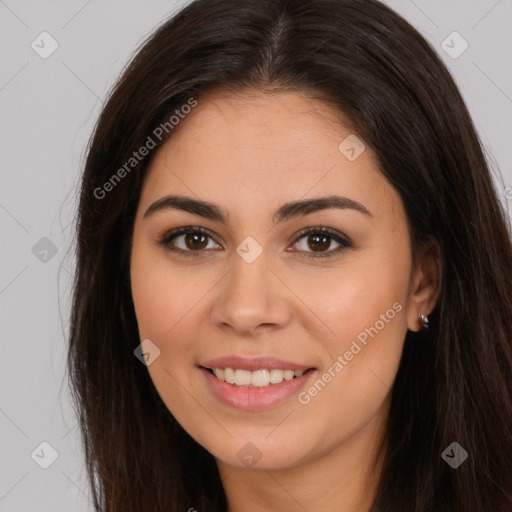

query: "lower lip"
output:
200 367 317 410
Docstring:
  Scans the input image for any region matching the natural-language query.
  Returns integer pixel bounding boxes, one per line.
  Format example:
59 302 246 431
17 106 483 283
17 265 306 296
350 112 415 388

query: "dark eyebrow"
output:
143 194 372 224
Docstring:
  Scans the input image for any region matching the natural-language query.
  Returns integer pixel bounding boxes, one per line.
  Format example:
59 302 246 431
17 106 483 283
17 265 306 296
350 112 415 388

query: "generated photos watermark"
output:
298 301 403 405
93 97 198 200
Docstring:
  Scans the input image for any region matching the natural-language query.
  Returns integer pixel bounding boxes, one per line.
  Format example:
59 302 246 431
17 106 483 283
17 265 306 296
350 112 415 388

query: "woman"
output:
67 0 512 510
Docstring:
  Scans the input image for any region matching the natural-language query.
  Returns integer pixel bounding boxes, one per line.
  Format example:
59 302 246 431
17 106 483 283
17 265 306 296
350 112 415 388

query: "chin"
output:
208 436 312 471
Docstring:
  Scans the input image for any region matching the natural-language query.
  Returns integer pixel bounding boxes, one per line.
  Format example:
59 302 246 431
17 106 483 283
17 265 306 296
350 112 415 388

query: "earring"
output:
418 313 429 330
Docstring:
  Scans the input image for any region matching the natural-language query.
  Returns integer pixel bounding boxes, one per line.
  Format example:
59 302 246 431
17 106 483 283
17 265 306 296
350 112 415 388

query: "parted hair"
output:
67 0 512 510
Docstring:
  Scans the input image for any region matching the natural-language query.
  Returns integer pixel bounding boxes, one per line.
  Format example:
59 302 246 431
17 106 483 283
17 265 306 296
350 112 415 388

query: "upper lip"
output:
199 356 315 372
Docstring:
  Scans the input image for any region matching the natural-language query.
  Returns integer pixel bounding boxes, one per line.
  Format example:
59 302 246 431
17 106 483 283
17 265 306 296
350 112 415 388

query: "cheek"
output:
130 237 185 340
130 246 201 412
306 238 411 396
294 273 408 447
131 265 200 346
305 249 410 349
130 240 215 375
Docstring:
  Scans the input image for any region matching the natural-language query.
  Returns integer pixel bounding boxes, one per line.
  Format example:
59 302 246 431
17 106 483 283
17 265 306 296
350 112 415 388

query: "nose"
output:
210 249 292 336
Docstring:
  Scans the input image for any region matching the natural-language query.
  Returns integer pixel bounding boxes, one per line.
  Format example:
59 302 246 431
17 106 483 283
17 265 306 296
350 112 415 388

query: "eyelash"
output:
158 225 352 260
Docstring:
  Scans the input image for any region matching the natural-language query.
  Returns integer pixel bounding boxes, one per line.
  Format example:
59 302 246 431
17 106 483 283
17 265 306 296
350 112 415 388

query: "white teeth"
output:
251 369 270 387
269 369 284 384
224 368 236 384
234 369 252 386
211 367 308 387
283 370 294 381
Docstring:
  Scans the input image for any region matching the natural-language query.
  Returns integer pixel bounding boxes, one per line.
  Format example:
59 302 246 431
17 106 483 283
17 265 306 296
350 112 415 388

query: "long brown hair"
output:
67 0 512 510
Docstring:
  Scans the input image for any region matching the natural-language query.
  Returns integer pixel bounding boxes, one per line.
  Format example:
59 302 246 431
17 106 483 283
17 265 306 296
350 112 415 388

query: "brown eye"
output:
183 232 209 250
290 226 352 259
159 225 351 259
159 226 219 257
306 233 331 252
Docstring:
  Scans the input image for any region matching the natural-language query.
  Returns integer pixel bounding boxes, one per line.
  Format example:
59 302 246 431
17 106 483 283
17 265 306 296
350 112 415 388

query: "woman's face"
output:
130 91 424 471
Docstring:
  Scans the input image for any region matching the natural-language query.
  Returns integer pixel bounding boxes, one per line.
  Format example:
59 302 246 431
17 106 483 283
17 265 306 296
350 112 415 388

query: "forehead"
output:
140 90 402 223
162 90 357 158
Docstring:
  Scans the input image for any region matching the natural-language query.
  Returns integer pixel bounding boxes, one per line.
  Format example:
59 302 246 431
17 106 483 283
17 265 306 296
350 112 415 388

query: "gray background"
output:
0 1 511 510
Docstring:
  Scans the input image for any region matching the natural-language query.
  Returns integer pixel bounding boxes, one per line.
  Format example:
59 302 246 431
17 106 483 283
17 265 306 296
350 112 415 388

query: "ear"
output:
406 237 443 332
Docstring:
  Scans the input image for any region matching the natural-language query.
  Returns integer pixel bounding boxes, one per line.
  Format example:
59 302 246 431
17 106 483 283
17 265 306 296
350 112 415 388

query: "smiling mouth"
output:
202 367 315 388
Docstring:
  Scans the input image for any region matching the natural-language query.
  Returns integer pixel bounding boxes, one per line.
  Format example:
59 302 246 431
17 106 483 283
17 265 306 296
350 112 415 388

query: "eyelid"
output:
158 224 352 259
288 225 352 259
158 225 219 256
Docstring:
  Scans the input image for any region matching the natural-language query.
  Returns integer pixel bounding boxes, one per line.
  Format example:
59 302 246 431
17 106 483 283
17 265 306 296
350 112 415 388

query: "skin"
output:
129 90 441 512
